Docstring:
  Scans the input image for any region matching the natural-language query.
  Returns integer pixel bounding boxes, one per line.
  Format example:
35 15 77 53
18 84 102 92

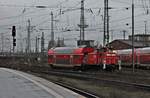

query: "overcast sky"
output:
0 0 150 52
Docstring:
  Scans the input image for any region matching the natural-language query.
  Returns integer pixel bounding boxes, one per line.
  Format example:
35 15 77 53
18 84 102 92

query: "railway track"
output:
51 80 100 98
10 65 150 84
46 68 150 84
9 65 150 97
33 69 150 91
28 69 100 98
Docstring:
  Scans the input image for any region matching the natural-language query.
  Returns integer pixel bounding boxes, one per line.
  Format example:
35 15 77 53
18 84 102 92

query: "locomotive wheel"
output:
111 65 116 72
73 66 80 71
81 64 86 71
105 65 116 72
49 64 54 69
136 64 140 68
146 66 150 70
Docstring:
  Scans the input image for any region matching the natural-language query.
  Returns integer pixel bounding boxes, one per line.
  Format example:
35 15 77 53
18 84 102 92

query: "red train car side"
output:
48 46 119 70
117 47 150 69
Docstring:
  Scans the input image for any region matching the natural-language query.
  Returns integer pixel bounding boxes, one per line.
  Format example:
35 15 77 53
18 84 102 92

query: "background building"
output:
108 34 150 50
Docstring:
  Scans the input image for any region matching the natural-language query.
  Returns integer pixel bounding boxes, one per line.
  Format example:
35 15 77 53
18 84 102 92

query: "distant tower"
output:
78 0 88 41
35 36 38 53
27 19 31 53
51 12 54 44
41 32 44 53
48 11 55 49
123 30 126 40
103 0 109 46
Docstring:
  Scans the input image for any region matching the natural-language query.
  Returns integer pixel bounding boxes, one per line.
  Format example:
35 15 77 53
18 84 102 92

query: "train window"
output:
54 48 75 54
73 55 82 59
48 55 53 59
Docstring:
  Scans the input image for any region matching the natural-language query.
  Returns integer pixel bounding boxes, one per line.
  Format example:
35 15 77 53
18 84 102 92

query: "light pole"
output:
132 0 135 72
51 11 55 46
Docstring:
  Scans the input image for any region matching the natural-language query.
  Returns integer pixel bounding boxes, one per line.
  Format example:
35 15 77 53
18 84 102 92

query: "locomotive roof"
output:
117 49 132 54
136 47 150 53
53 47 77 50
51 47 76 54
49 46 94 54
117 47 150 54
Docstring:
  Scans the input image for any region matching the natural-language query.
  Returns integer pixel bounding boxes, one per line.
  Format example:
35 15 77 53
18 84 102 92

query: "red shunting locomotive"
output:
48 46 119 70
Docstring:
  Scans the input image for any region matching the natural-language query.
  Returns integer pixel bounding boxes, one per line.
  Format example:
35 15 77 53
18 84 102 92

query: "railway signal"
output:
12 26 16 52
13 38 16 46
12 26 16 37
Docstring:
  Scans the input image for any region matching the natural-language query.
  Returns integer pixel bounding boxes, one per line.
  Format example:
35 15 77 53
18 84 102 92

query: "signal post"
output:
11 26 16 68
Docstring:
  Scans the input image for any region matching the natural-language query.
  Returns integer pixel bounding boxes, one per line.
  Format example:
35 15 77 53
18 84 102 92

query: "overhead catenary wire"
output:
0 0 149 44
0 8 45 21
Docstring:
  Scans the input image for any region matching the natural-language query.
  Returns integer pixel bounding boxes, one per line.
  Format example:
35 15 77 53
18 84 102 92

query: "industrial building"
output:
108 34 150 50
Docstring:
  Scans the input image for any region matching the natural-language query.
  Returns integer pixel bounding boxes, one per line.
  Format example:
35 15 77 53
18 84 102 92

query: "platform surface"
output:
0 68 85 98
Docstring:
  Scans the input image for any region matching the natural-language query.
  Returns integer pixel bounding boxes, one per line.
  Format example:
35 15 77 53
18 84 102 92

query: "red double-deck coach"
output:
48 46 119 70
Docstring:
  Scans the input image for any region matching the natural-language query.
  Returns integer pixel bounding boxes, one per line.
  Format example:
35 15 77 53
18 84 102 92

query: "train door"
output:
82 53 88 65
94 52 105 69
96 48 107 69
80 52 89 70
136 49 140 67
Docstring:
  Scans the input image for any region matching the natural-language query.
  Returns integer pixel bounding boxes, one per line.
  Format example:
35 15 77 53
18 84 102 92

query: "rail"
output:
38 69 150 91
28 69 100 98
52 80 100 98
